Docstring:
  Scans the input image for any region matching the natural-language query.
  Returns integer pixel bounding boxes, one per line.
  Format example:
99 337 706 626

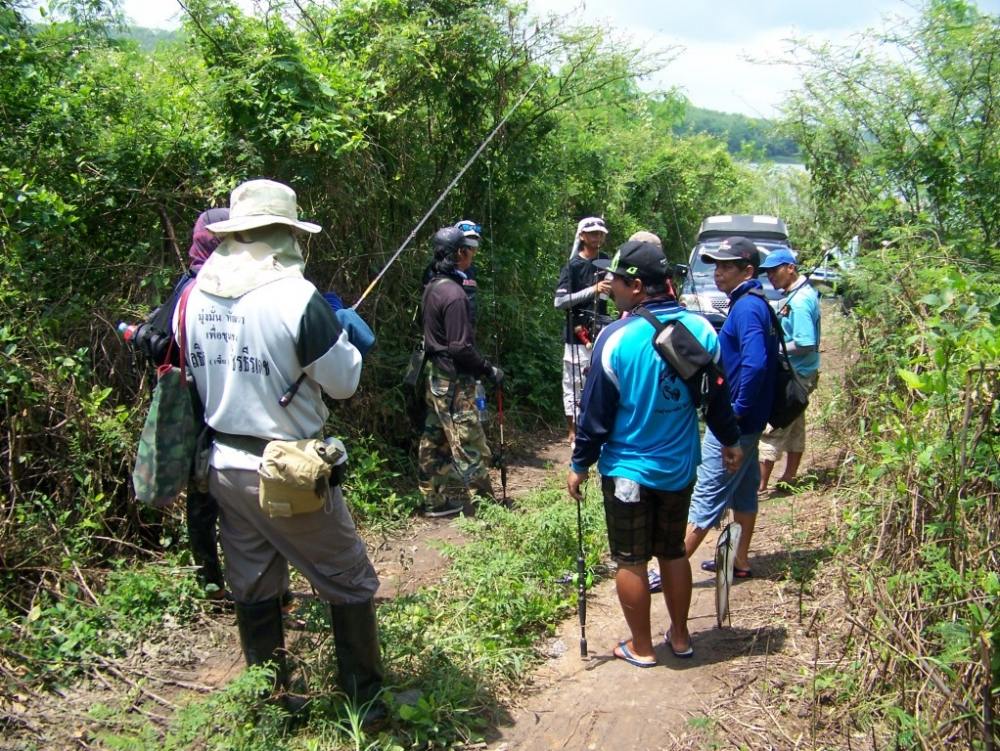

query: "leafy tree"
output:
0 0 757 618
782 0 1000 255
676 104 802 162
778 2 1000 746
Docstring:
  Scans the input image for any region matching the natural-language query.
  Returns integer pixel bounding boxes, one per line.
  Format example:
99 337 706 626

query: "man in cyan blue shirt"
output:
757 247 821 492
568 240 741 666
685 236 778 580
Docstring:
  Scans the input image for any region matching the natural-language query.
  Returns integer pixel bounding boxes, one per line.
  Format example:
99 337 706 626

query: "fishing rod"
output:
279 72 544 408
486 165 509 506
566 245 588 660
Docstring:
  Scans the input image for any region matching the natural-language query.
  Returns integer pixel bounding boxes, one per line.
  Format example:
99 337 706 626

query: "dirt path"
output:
488 451 838 751
7 304 851 751
487 300 851 750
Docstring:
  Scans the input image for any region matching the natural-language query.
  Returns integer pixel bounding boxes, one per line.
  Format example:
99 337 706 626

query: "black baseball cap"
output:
699 236 761 269
596 240 671 282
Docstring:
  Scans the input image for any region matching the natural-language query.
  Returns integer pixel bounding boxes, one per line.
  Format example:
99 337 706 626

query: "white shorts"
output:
562 343 592 418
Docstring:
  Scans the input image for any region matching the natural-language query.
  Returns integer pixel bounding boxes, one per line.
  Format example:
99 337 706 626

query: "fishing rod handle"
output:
278 373 306 408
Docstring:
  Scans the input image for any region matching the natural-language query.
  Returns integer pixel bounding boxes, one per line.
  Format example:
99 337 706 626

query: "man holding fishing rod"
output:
175 179 385 724
554 216 612 446
567 239 742 666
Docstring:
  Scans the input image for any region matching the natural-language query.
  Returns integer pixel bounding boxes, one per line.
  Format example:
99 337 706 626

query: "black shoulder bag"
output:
632 306 721 413
633 306 741 446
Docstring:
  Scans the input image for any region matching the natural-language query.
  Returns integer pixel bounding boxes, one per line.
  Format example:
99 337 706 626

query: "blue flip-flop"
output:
614 640 657 668
664 630 694 658
647 569 662 593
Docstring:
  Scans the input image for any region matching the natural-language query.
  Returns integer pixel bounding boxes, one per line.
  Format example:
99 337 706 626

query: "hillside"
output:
676 104 801 162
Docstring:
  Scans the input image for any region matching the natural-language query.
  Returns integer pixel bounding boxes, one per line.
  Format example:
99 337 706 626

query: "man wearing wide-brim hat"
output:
175 178 385 724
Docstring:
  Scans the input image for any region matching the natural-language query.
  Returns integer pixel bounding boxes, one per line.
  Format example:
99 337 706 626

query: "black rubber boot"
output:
186 489 225 594
235 598 309 717
330 599 387 727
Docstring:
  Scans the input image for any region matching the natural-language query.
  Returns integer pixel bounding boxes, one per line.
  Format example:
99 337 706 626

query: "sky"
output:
83 0 1000 117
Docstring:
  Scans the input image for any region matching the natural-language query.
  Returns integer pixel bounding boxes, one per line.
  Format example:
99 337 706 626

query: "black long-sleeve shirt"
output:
554 253 609 344
422 274 490 378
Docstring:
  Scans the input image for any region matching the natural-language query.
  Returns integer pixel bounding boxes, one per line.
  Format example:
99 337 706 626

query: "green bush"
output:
0 0 755 610
833 245 999 748
3 562 202 685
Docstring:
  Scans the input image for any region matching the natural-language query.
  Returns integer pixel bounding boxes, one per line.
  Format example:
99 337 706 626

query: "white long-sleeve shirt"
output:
176 276 362 470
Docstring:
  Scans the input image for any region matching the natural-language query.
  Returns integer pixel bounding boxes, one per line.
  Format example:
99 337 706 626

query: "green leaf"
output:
897 368 925 391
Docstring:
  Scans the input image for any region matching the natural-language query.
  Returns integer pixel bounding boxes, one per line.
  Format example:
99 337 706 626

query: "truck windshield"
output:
692 242 779 273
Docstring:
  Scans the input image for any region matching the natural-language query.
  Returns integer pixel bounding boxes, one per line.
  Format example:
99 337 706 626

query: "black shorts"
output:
601 476 692 565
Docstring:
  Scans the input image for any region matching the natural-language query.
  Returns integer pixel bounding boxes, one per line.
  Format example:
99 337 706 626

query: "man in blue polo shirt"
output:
757 247 821 492
685 236 778 580
567 240 741 666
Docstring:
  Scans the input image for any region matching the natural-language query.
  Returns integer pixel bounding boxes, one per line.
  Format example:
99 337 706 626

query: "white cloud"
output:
523 0 931 116
638 25 860 118
121 1 183 29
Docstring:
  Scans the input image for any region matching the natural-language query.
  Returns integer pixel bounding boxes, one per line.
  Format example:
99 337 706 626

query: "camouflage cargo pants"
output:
418 364 495 507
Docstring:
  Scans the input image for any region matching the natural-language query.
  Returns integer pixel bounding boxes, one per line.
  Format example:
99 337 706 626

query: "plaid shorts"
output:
601 476 693 565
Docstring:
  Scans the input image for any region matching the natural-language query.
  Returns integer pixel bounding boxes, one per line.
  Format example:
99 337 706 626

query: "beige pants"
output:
209 468 379 605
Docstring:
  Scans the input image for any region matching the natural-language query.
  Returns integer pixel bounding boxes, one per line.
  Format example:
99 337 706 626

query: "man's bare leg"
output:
733 510 756 571
658 555 692 652
614 563 655 659
684 523 710 560
777 451 803 483
759 458 776 492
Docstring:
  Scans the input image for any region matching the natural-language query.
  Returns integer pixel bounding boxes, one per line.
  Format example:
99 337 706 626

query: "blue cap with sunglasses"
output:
455 219 481 247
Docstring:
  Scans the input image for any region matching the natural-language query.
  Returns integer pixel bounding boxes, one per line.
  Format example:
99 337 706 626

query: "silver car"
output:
678 215 789 328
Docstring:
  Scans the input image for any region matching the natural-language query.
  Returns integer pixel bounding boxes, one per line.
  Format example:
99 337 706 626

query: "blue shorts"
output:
687 430 762 530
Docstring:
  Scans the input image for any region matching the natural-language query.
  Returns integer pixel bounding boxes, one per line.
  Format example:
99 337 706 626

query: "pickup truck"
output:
678 214 788 328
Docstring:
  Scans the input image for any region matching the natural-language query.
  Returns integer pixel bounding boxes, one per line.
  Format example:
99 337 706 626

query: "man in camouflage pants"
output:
418 226 504 517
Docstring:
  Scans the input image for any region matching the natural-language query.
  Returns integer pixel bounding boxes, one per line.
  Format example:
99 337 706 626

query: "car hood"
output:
686 273 783 300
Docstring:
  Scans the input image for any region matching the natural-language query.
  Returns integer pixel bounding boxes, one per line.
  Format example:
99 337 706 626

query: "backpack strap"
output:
747 287 792 358
747 288 806 393
633 305 665 334
160 282 195 382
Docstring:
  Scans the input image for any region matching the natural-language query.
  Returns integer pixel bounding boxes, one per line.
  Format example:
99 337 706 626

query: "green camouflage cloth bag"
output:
132 284 197 507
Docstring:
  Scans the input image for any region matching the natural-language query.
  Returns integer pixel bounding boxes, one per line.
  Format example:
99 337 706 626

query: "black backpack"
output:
748 289 810 429
633 305 741 447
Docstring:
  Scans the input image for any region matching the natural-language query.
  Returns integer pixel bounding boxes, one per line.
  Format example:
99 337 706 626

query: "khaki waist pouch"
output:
258 439 343 518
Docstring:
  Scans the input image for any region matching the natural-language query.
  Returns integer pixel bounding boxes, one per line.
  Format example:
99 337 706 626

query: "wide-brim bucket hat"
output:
206 179 321 235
